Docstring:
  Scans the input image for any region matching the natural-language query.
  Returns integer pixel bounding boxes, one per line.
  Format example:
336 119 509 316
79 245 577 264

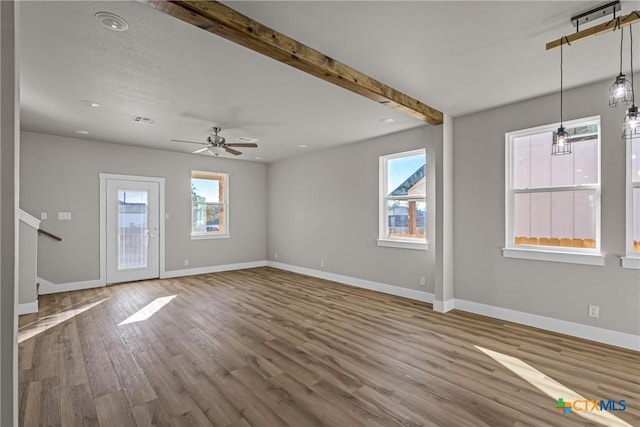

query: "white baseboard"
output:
17 301 38 315
38 277 105 295
453 299 640 352
161 260 268 279
267 261 434 303
37 261 268 295
433 299 455 313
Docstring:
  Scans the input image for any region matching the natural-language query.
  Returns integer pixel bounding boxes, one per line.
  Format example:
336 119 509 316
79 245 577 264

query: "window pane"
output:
513 193 530 239
118 190 148 270
634 188 640 252
550 144 573 186
386 200 426 239
633 138 640 183
514 190 596 248
530 132 551 188
191 172 227 235
529 192 550 239
192 177 222 203
573 139 598 185
192 202 224 233
513 136 530 189
387 154 426 197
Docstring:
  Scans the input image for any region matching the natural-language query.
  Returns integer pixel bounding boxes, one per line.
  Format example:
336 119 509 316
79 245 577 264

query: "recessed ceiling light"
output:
297 144 307 148
81 100 101 108
380 118 395 124
75 130 90 135
95 12 129 32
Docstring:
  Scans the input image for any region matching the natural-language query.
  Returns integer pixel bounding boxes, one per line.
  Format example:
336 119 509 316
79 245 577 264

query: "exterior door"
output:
106 179 160 284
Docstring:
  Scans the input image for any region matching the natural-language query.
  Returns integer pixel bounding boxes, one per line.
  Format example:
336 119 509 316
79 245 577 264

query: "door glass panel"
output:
118 190 148 270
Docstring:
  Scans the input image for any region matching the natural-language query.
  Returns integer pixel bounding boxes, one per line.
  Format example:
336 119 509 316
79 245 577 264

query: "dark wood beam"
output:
546 10 640 50
139 0 444 125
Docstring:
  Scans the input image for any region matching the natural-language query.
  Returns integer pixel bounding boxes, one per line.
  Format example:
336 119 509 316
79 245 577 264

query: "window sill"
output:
621 256 640 270
190 233 230 241
377 239 428 251
502 247 604 266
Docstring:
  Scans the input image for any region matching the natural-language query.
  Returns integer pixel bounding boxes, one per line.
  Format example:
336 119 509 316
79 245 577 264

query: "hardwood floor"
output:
18 267 640 426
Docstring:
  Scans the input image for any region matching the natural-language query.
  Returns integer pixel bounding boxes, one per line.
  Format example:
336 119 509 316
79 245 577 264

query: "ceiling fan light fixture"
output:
95 12 129 32
207 146 225 156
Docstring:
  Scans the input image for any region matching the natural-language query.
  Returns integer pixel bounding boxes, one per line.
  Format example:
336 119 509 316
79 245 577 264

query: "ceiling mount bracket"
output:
571 1 620 32
547 9 640 50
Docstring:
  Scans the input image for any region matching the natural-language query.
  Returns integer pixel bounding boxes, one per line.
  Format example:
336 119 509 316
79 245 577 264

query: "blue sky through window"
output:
388 153 425 192
192 178 220 202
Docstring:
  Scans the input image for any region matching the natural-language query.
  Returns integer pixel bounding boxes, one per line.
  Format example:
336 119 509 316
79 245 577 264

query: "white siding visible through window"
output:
504 117 602 265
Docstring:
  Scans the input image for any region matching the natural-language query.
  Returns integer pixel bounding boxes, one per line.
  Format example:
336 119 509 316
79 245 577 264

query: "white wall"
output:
20 132 267 285
453 79 640 336
267 125 441 294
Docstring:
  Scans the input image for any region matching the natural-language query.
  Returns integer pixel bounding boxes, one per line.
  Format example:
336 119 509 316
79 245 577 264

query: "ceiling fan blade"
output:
225 143 258 148
171 139 206 145
192 147 209 154
224 147 242 156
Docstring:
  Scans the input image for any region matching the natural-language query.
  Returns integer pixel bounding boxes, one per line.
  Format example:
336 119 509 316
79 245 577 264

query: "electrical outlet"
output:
184 259 189 266
274 252 278 260
588 304 600 319
320 260 325 268
40 212 47 220
419 277 426 286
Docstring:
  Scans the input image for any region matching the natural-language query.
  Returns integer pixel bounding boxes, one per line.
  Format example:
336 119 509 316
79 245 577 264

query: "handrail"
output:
38 229 62 242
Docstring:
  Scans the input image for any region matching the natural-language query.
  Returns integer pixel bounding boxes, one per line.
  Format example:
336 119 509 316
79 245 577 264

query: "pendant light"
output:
623 26 639 140
552 38 571 156
609 25 633 107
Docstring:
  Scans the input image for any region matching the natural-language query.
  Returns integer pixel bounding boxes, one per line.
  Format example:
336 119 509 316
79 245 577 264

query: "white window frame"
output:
377 148 428 251
502 116 604 266
622 136 640 269
190 170 230 240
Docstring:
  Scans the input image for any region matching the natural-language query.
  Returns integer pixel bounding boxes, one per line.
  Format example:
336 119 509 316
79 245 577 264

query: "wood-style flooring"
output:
18 267 640 426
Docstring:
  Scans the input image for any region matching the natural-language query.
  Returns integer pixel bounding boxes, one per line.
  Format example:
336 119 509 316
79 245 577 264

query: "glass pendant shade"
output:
623 105 640 139
552 126 571 155
609 73 633 107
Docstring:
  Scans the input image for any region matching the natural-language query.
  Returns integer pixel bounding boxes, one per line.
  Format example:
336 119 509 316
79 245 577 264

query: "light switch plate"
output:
40 212 47 220
58 212 71 220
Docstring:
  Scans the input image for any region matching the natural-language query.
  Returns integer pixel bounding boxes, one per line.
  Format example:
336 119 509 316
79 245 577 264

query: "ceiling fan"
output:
171 126 258 156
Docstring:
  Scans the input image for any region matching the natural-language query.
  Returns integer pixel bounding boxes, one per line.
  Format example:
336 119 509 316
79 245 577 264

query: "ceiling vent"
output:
235 136 259 143
131 116 157 125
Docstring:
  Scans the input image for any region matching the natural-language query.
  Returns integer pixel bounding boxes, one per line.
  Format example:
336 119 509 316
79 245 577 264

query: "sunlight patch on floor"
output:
119 295 177 326
475 346 632 427
18 298 109 343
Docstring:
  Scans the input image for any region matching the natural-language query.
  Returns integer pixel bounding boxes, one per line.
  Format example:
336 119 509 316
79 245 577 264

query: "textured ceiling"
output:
19 1 640 162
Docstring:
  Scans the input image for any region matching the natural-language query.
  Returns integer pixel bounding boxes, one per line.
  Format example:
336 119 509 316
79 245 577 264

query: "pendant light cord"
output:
560 38 564 125
619 23 624 75
631 26 635 106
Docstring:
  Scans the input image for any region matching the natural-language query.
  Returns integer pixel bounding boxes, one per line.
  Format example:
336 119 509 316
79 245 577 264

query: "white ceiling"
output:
19 1 640 163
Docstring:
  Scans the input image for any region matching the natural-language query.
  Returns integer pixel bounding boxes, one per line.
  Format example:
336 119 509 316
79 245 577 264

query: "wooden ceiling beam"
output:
139 0 444 125
546 10 640 50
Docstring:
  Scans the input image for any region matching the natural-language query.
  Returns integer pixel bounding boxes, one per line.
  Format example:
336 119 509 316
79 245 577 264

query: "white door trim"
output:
99 173 166 285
